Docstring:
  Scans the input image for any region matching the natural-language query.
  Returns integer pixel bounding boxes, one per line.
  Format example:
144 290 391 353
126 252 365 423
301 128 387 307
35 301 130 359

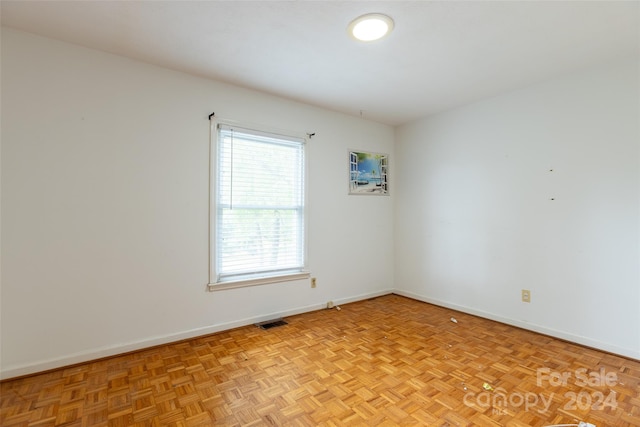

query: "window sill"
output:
208 271 310 292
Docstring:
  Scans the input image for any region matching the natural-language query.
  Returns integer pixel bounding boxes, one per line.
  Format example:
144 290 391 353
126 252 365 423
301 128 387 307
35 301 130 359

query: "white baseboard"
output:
8 287 634 379
332 288 393 307
393 289 640 361
0 288 394 380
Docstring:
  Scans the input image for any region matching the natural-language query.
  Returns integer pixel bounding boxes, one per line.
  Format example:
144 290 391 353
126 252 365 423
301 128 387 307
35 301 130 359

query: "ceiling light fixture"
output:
348 13 394 42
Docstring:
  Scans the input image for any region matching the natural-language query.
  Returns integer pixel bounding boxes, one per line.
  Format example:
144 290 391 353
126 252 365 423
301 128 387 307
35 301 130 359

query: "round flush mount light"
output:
348 13 394 42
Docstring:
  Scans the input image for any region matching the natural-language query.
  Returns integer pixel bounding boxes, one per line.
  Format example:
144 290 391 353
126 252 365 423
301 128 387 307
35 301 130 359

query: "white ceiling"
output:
2 1 639 126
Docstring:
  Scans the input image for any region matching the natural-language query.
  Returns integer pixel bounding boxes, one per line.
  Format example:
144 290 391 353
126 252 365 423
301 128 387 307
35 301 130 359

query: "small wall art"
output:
349 150 389 195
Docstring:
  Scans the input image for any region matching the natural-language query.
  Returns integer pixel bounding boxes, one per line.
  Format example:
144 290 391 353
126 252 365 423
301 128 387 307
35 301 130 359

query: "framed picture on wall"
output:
349 150 389 195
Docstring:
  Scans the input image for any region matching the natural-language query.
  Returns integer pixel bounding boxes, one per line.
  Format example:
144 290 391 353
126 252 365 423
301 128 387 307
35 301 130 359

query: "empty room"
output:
1 1 639 426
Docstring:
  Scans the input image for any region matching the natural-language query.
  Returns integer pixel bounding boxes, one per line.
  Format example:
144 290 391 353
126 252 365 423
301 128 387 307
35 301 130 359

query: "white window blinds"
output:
214 124 306 285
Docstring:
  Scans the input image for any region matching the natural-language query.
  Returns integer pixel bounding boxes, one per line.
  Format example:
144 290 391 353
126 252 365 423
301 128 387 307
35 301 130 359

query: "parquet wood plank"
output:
2 295 640 426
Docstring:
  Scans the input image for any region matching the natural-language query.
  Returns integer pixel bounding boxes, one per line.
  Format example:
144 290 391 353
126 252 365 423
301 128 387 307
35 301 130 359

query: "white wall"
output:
395 60 640 359
0 28 395 378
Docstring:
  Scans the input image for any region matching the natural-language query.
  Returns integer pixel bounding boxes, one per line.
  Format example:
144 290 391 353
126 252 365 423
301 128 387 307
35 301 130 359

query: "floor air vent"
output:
255 318 288 330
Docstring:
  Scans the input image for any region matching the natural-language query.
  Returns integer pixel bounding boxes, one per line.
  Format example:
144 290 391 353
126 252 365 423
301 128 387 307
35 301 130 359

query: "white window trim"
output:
208 119 310 292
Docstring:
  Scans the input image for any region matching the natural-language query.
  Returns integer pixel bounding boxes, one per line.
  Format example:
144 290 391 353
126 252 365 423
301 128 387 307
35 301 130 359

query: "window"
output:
209 123 308 290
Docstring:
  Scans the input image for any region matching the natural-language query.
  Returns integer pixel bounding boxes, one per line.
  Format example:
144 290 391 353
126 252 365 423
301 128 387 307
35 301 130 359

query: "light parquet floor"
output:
1 294 639 426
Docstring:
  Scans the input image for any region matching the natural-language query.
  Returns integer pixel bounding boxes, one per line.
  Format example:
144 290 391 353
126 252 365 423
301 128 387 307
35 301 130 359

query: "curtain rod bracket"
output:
307 132 316 139
208 112 215 120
